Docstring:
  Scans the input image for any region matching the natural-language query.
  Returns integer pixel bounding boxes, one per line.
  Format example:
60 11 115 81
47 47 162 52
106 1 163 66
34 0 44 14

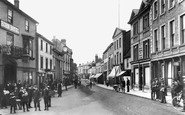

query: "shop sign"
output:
0 20 19 35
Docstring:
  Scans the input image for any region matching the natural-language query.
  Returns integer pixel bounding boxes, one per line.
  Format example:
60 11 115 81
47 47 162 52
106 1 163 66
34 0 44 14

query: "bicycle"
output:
172 91 183 107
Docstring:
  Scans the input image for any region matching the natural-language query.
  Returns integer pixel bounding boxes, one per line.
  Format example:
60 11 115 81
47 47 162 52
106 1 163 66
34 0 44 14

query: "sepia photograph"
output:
0 0 185 115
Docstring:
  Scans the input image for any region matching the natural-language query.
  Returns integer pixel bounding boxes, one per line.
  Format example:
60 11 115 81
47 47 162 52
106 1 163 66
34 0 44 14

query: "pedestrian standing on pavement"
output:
160 82 167 103
43 86 49 111
151 80 156 100
21 88 29 112
9 92 16 114
1 88 9 109
27 86 33 108
57 81 62 97
126 78 130 92
33 87 41 111
64 77 68 91
121 78 125 93
155 78 160 100
48 86 52 107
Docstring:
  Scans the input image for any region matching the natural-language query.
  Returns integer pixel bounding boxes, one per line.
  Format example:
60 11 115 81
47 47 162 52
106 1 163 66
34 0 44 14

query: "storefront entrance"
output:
3 58 17 84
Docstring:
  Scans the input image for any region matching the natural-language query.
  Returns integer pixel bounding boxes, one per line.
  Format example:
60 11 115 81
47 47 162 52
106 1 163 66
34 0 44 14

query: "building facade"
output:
150 0 185 88
0 0 38 93
36 33 54 85
128 1 151 90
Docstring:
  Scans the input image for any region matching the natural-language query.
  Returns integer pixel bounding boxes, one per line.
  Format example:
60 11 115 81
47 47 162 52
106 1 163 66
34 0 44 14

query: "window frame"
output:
133 21 138 35
143 13 149 31
7 9 13 24
40 56 43 69
153 28 159 52
153 0 158 20
169 19 175 47
168 0 175 10
6 32 14 46
160 24 166 50
180 13 185 44
160 0 166 15
25 19 29 32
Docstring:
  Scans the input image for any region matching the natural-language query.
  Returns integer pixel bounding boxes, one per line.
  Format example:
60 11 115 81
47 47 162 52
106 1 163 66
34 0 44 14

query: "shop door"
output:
4 63 16 84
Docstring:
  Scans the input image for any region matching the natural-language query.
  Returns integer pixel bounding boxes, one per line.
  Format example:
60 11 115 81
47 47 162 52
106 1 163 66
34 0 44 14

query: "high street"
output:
0 83 184 115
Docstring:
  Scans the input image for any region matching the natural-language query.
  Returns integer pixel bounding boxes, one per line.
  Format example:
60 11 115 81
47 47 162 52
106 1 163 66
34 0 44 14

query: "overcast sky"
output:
9 0 141 65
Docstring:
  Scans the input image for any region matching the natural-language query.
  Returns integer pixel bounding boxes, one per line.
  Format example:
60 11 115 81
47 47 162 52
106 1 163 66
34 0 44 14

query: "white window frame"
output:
153 28 159 52
168 0 175 10
179 12 185 45
160 0 166 15
160 23 166 50
168 18 175 47
153 0 158 20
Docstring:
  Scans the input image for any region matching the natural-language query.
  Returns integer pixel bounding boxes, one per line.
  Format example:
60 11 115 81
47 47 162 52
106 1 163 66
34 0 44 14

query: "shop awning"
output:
94 73 102 78
117 71 126 76
108 66 120 78
89 75 95 79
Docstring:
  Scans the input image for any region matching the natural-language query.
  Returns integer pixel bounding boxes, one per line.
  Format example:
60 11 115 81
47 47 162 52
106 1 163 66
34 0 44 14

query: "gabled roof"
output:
128 9 139 24
1 0 38 23
37 33 53 45
112 27 125 39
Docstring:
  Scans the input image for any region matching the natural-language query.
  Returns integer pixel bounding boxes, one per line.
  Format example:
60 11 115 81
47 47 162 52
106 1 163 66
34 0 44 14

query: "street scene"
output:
0 80 184 115
1 0 185 115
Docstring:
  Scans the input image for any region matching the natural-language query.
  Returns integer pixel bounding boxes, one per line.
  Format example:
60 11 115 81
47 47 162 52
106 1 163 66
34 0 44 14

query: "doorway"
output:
4 59 17 84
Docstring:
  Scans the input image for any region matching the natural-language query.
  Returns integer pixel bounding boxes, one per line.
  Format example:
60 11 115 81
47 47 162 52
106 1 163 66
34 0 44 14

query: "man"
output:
126 78 130 92
21 88 29 112
121 78 125 93
43 86 49 111
33 87 41 111
57 82 62 97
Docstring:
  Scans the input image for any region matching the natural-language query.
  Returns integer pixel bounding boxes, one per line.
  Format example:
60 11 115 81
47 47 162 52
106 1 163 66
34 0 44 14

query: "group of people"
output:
1 80 55 114
151 78 167 103
151 77 183 104
106 78 130 93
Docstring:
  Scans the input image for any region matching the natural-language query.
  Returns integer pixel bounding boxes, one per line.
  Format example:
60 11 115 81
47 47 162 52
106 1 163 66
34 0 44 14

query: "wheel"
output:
172 96 181 107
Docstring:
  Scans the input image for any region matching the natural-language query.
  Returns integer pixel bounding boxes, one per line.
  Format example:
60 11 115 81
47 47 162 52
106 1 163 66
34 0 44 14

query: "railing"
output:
0 45 23 59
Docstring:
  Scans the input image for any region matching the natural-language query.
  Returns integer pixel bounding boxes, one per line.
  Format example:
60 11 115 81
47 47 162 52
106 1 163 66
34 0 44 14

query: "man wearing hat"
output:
9 92 16 114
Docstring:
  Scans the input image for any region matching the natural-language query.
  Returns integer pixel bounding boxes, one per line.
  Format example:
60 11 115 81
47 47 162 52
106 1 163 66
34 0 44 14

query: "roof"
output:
112 27 126 39
128 9 139 24
103 42 113 54
36 33 53 45
1 0 38 23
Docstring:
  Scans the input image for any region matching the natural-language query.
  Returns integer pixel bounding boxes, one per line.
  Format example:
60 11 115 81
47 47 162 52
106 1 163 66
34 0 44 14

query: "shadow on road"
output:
79 84 95 96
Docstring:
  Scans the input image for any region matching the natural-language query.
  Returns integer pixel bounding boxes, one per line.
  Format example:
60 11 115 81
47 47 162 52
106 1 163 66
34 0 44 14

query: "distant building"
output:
36 33 54 85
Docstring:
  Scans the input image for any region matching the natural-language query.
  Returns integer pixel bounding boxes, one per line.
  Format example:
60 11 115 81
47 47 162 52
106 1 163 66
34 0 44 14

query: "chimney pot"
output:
14 0 19 8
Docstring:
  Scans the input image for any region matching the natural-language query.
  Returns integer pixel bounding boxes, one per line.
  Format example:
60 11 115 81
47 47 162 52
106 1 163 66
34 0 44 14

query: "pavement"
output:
96 84 183 106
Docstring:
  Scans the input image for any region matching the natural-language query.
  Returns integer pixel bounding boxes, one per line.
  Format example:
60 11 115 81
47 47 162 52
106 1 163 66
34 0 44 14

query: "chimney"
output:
14 0 19 8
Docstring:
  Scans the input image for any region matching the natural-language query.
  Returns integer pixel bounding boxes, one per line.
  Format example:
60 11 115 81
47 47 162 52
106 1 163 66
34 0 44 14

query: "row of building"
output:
0 0 77 96
78 0 185 91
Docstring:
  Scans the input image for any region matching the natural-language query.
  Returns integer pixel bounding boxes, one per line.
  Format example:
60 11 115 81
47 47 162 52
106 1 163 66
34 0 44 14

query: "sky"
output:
9 0 141 65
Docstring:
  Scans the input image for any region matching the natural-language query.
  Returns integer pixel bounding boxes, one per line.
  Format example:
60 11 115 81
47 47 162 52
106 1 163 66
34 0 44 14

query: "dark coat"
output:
33 90 41 102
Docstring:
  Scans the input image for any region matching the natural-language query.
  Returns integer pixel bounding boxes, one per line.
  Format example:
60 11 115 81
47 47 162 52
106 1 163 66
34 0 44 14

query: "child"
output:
33 87 41 111
9 92 16 114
